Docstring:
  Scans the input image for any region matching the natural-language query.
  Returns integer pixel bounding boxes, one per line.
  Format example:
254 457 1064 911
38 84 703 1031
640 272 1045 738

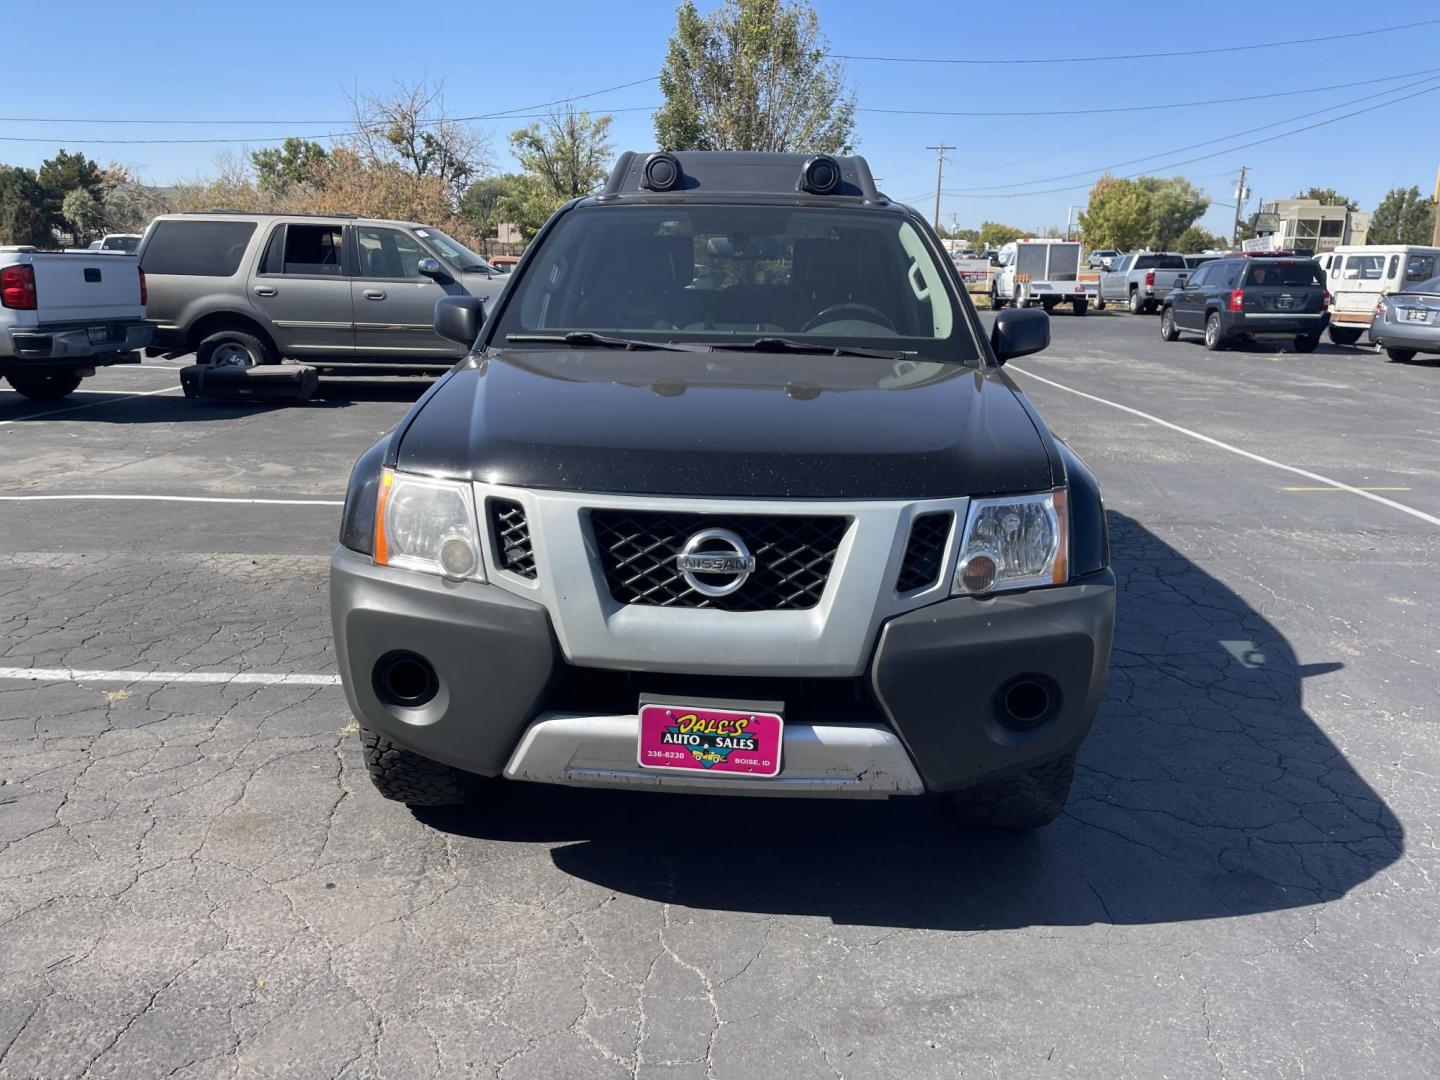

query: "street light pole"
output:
1232 165 1249 247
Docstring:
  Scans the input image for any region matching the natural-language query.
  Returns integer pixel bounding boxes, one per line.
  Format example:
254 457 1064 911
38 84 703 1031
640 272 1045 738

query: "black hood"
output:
395 348 1054 499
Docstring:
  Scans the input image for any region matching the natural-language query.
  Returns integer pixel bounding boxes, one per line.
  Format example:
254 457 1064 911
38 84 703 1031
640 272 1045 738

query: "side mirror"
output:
1174 275 1188 288
434 295 485 347
417 256 449 281
991 307 1050 364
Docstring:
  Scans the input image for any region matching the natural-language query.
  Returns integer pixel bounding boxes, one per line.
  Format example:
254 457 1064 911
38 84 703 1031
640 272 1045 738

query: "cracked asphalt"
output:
1 318 1437 1079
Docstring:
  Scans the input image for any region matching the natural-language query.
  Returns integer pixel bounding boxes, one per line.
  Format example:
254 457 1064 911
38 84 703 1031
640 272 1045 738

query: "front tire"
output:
1160 307 1179 341
4 371 84 401
1385 347 1417 362
1095 292 1107 311
1128 290 1145 315
949 753 1076 829
196 328 277 369
361 728 486 807
1204 312 1226 351
990 287 1005 311
1328 326 1363 346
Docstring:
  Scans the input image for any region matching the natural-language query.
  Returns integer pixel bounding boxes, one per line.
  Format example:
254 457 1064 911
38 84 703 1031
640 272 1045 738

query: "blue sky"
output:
5 0 1439 238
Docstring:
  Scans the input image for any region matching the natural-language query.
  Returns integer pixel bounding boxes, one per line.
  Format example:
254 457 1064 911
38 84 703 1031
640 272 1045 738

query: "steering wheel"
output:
801 303 896 333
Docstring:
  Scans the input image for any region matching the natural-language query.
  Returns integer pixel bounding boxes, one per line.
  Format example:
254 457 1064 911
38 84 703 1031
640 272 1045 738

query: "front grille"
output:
896 511 953 593
589 510 849 611
489 499 536 579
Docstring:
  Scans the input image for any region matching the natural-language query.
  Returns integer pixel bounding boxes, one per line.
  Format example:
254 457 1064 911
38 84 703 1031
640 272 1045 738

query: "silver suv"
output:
137 212 508 367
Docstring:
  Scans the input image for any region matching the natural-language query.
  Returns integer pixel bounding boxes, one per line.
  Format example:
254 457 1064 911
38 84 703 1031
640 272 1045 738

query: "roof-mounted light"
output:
641 152 683 192
799 155 841 195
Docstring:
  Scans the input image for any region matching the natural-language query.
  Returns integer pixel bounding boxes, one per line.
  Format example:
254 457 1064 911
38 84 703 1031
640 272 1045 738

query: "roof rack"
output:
178 210 360 219
600 151 885 204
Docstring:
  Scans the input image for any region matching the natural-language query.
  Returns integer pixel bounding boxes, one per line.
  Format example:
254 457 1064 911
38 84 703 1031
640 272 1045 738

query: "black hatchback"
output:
1160 256 1330 352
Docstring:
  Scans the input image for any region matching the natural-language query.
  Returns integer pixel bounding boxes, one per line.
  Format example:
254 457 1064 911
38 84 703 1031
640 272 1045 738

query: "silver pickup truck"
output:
1096 252 1189 314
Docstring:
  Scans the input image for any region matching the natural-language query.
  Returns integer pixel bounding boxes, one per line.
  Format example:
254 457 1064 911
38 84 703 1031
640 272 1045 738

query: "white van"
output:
1318 245 1440 345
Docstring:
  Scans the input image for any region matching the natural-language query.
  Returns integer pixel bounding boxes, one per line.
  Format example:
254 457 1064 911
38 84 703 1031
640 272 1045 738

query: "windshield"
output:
413 228 492 274
491 204 977 362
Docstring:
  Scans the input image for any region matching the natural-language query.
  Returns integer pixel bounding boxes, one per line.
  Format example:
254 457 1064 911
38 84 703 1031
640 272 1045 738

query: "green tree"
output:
251 138 329 196
1368 186 1436 245
61 188 105 244
1078 173 1209 250
655 0 856 154
1174 225 1225 252
36 149 104 234
459 174 524 255
0 166 52 247
507 106 614 239
1294 186 1358 211
977 221 1025 249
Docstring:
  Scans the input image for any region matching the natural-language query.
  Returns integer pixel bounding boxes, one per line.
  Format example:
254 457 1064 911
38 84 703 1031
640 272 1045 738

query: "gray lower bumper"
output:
332 548 1115 797
5 321 152 361
505 714 922 797
1370 322 1440 351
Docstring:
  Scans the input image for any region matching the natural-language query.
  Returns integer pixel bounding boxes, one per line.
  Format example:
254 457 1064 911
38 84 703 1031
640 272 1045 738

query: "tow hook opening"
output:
373 651 439 709
995 675 1061 732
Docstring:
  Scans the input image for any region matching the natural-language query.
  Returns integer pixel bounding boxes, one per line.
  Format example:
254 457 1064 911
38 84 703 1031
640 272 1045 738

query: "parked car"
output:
1159 254 1328 352
0 247 152 400
137 212 509 367
332 150 1116 830
992 239 1091 314
1087 249 1119 270
1096 252 1189 314
1369 273 1440 361
1317 244 1440 346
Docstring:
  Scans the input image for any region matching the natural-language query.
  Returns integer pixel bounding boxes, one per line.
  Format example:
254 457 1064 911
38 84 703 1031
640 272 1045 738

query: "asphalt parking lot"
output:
2 315 1438 1080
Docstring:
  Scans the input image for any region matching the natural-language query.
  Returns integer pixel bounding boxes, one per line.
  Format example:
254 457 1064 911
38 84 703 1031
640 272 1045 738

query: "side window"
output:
1187 265 1210 288
356 227 428 278
1387 255 1400 280
259 225 286 274
272 224 344 275
1405 254 1436 283
1330 256 1341 279
140 220 256 277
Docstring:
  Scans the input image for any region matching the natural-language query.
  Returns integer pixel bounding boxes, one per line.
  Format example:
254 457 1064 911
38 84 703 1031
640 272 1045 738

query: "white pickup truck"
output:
0 247 153 400
991 239 1092 315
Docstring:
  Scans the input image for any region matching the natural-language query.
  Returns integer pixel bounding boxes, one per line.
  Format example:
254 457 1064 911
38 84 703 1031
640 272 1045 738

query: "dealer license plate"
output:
637 703 783 777
87 326 107 344
1405 309 1429 322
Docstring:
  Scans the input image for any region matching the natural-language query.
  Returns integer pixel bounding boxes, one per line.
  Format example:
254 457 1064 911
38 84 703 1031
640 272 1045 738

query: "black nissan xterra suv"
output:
332 151 1116 829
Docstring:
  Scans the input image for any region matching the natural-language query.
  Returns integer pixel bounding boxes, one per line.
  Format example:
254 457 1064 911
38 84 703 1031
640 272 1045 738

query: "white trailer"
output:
991 239 1092 315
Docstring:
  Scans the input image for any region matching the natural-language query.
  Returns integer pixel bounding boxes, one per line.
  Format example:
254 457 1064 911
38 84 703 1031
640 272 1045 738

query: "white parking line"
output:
0 494 343 506
0 384 182 426
0 666 340 686
1010 366 1440 528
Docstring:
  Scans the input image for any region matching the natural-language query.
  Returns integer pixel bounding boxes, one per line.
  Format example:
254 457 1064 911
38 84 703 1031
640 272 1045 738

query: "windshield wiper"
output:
708 337 911 360
504 331 701 352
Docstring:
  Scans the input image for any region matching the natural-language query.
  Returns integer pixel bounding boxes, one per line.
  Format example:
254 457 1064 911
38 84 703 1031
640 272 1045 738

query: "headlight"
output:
374 469 485 581
953 490 1068 596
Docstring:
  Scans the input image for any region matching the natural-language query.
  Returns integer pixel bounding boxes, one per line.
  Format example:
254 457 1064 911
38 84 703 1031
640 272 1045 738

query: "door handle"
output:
253 285 277 297
363 289 387 300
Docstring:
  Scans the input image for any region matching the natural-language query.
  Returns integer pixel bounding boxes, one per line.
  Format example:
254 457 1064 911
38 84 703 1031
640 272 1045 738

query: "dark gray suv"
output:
138 212 508 367
332 151 1116 830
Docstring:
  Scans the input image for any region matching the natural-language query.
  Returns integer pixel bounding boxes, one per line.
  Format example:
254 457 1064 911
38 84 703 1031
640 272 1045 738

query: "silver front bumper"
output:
504 713 924 798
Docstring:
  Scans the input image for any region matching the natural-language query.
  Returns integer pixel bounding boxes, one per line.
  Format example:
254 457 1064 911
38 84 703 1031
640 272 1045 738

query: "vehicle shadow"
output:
0 376 430 423
420 511 1402 930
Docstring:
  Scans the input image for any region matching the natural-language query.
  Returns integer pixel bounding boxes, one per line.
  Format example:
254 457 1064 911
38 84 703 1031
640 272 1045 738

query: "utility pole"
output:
925 144 954 232
1432 164 1440 248
1065 205 1075 242
1231 165 1249 247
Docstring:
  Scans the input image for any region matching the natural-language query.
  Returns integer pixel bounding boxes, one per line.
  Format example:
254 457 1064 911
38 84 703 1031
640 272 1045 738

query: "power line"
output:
0 75 661 144
937 80 1440 200
830 18 1439 64
857 67 1440 118
942 74 1440 195
0 105 661 145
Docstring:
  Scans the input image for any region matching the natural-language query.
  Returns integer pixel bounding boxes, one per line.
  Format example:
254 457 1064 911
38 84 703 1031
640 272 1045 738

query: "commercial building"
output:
1243 199 1370 254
